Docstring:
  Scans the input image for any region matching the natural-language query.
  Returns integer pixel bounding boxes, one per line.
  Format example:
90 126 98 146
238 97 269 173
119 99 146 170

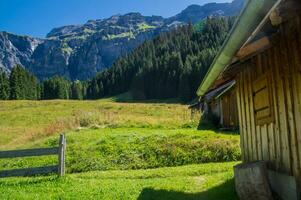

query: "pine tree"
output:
9 65 23 100
71 81 83 100
179 60 192 102
0 72 10 100
42 76 71 100
8 65 40 100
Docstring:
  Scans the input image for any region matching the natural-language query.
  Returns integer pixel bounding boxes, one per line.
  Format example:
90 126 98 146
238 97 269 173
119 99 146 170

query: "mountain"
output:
167 0 244 24
0 0 244 80
0 32 42 74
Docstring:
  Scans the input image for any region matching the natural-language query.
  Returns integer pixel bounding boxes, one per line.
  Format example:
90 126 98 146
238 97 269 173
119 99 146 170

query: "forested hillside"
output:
0 17 234 102
86 17 235 101
0 0 243 80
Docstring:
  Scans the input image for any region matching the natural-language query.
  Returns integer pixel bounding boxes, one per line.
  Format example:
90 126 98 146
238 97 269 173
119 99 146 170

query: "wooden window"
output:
253 72 274 125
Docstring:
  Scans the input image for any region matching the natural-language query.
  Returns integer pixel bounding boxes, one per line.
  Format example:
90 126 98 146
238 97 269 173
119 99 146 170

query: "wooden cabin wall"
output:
236 15 301 180
221 88 239 128
209 100 221 117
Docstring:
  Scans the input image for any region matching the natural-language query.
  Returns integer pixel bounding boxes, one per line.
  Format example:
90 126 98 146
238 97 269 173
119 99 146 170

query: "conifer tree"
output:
0 72 10 100
71 81 84 100
9 65 24 100
42 76 71 100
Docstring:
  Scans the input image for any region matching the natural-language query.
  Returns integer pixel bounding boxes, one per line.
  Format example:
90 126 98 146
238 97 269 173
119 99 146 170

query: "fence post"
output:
58 134 66 176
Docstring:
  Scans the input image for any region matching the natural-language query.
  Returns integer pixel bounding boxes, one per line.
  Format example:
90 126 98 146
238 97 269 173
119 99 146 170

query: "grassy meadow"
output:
0 162 238 200
0 98 192 149
0 98 240 199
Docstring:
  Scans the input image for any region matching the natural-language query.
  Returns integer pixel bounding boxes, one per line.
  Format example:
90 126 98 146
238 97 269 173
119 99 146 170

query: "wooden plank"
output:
253 74 268 93
254 88 270 111
256 53 269 161
256 54 263 76
247 63 258 161
267 48 278 166
281 23 299 176
294 14 301 195
267 123 275 163
270 47 282 171
240 71 248 162
232 89 239 127
261 124 269 161
236 75 245 161
295 15 301 72
0 147 59 159
256 125 263 160
275 27 292 173
0 166 58 178
283 21 301 178
256 108 271 120
236 36 271 59
239 71 248 162
251 57 262 161
291 16 301 182
244 67 253 161
265 50 275 164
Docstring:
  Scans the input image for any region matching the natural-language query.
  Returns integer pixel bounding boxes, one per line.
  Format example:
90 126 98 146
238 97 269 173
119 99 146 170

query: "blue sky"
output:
0 0 231 38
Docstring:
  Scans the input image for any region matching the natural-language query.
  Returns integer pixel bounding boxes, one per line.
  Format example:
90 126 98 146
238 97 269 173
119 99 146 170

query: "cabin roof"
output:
202 80 236 102
196 0 282 97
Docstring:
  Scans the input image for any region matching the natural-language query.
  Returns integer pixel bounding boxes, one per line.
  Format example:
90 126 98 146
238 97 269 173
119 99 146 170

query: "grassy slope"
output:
0 128 240 173
0 99 192 149
0 162 238 200
0 99 240 199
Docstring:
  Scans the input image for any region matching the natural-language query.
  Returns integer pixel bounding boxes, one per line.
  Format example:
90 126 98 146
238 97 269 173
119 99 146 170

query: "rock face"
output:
166 0 244 24
0 0 244 80
0 32 42 74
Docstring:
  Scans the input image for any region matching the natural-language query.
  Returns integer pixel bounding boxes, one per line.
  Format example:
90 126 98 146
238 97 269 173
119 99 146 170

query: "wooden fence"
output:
0 134 66 178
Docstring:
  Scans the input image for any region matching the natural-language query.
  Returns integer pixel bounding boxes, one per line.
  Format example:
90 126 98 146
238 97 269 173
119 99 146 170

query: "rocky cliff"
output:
0 0 244 80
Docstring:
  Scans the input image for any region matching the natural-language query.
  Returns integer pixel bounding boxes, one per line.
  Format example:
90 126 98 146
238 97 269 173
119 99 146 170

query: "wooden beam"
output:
0 147 59 159
236 37 271 60
0 166 58 178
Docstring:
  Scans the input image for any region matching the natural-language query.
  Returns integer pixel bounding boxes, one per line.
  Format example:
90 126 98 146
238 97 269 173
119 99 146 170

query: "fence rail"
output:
0 147 59 158
0 134 66 178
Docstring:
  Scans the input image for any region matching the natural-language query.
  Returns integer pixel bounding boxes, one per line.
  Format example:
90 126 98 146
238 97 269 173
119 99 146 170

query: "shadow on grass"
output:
0 175 60 186
137 179 238 200
198 120 239 136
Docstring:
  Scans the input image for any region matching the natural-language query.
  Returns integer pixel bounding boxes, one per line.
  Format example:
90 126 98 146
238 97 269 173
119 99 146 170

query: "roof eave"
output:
197 0 282 97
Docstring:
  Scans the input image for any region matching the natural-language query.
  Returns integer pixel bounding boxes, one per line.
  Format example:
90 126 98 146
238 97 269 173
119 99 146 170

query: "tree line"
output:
0 17 234 101
0 65 86 100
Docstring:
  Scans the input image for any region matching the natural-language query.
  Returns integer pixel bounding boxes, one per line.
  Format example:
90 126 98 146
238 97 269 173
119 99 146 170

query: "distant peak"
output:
124 12 142 16
185 4 201 10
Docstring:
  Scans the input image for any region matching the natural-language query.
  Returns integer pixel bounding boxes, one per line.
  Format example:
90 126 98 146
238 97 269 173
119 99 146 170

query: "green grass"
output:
0 99 193 149
0 128 240 173
0 99 240 199
0 162 239 200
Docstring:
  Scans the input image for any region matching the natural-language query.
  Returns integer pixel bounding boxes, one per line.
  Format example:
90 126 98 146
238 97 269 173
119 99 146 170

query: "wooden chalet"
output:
193 79 239 129
197 0 301 198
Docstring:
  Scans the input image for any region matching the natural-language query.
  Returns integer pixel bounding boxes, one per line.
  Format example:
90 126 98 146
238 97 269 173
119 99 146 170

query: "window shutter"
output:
253 72 274 125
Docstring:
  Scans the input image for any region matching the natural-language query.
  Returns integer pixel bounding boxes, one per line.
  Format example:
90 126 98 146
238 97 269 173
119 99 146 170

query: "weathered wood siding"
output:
221 88 239 128
236 15 301 181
